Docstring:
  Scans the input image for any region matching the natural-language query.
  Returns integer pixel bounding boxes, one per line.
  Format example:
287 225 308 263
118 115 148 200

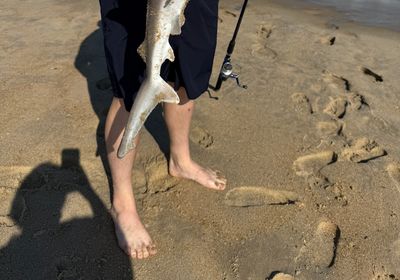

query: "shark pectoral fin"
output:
156 80 180 104
137 40 147 62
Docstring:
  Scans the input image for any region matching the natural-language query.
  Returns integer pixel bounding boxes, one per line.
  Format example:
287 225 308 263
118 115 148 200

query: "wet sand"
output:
285 0 400 31
1 0 400 279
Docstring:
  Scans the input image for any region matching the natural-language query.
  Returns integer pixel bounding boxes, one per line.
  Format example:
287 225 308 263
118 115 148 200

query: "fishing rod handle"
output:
214 74 223 91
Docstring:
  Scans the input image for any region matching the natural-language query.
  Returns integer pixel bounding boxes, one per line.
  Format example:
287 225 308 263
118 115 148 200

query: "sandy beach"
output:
1 0 400 279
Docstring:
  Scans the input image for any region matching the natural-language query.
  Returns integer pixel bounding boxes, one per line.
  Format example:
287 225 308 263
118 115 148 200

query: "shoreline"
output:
261 0 400 34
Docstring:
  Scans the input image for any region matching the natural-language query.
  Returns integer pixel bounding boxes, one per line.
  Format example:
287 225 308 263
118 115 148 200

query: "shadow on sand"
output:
0 19 176 279
73 21 171 169
0 149 134 279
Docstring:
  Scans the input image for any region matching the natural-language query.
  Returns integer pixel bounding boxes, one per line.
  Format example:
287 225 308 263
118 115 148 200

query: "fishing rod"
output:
213 0 249 91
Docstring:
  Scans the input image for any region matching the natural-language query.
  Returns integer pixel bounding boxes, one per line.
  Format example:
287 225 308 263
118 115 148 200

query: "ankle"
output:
169 155 191 173
112 195 137 214
169 151 192 165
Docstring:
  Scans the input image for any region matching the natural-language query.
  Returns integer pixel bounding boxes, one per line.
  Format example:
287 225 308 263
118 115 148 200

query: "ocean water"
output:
302 0 400 31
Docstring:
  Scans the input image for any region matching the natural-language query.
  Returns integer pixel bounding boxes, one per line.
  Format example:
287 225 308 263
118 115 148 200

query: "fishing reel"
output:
215 58 247 90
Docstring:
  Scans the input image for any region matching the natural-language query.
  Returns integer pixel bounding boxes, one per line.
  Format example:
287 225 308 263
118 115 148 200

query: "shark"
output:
117 0 190 159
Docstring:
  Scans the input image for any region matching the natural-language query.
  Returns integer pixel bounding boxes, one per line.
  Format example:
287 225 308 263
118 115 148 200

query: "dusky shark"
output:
117 0 189 158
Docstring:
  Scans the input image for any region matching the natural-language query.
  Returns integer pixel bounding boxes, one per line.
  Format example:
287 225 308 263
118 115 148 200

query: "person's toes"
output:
137 249 144 259
210 181 222 190
220 179 228 187
214 181 226 190
148 244 157 256
130 249 137 259
142 246 150 258
209 169 225 182
215 175 227 186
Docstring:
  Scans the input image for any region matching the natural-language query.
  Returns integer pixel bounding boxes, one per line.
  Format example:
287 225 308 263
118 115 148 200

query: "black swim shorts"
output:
99 0 219 111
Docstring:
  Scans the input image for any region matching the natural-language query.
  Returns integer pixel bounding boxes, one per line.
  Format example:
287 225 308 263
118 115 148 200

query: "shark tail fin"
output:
155 79 180 104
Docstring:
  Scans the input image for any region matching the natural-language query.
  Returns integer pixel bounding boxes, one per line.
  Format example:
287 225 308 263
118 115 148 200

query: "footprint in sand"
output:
361 67 383 83
144 157 179 194
323 97 347 119
291 92 313 115
190 126 214 148
316 121 343 138
319 35 336 46
258 24 273 39
293 151 336 188
331 184 349 207
322 71 351 92
295 220 339 273
347 93 367 111
251 24 278 58
306 173 333 189
340 137 386 163
372 267 398 280
268 272 295 280
224 186 299 207
386 163 400 193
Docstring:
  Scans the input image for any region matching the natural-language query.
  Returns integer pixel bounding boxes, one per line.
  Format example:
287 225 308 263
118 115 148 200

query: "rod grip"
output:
214 74 223 91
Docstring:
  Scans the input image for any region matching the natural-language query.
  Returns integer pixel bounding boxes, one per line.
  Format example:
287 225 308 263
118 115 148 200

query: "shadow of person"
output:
74 21 171 192
0 149 134 279
73 21 114 186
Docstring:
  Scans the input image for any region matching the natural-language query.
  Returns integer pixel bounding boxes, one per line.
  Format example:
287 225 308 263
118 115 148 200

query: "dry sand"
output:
1 0 400 279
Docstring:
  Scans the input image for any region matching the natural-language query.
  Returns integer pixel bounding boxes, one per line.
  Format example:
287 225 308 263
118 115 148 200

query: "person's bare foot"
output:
169 158 227 190
110 205 156 259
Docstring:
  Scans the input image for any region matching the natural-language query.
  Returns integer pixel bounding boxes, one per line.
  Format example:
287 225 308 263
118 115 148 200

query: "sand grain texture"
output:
1 0 400 279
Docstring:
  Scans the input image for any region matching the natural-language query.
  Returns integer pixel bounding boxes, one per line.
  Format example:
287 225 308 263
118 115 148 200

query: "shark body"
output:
117 0 189 158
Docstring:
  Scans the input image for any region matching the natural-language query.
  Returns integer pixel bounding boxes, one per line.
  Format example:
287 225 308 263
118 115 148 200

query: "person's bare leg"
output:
163 87 227 190
105 97 156 259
